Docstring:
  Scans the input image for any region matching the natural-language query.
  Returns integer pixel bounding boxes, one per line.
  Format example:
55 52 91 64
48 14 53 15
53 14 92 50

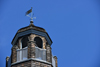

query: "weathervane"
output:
26 7 36 23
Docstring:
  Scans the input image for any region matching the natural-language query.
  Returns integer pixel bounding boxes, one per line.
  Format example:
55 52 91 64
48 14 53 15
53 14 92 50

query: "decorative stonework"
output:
28 34 35 41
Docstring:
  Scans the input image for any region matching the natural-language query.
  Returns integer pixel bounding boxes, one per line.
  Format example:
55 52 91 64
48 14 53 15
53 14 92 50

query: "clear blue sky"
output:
0 0 100 67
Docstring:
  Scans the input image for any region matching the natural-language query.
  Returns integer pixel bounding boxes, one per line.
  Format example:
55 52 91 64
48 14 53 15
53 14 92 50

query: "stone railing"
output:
17 47 28 61
35 47 46 61
17 46 46 62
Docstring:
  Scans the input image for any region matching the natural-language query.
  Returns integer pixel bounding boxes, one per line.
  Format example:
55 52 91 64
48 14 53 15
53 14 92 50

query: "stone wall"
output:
31 61 52 67
11 33 56 67
28 41 35 58
11 60 52 67
11 45 18 63
11 61 31 67
46 45 52 63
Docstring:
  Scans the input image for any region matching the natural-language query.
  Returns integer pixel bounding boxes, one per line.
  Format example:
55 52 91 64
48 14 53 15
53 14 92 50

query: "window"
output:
34 37 43 48
21 36 29 48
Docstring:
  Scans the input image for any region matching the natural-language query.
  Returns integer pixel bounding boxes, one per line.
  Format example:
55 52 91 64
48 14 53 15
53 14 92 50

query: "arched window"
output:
34 37 43 48
21 36 29 48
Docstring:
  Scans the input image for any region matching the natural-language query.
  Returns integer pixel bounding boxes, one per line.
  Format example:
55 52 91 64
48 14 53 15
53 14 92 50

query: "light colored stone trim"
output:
33 34 47 49
18 38 22 49
11 58 52 66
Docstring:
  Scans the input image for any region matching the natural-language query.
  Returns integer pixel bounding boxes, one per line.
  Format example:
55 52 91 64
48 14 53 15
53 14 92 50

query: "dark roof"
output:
11 23 53 45
17 23 46 33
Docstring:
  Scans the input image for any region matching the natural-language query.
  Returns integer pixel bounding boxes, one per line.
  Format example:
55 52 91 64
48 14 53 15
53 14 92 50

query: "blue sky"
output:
0 0 100 67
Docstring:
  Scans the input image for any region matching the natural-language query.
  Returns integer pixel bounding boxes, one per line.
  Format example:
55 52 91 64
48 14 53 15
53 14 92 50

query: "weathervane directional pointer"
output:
26 7 36 24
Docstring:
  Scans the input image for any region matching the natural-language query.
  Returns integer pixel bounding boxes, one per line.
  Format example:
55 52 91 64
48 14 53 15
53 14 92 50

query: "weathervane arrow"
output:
26 7 36 23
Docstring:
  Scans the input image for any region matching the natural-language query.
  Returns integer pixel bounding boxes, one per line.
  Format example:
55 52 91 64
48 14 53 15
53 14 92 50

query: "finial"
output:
30 21 33 25
26 7 36 24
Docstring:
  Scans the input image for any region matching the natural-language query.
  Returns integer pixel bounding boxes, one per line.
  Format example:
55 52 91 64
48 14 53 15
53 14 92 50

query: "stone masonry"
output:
7 22 58 67
11 60 53 67
11 45 18 63
46 45 52 63
54 56 58 67
28 41 36 58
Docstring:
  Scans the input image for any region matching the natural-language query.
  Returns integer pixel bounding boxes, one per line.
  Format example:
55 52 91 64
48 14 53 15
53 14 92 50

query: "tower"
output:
6 20 58 67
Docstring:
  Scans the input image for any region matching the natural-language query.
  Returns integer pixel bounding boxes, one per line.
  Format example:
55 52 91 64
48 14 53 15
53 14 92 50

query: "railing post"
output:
54 56 58 67
6 56 9 67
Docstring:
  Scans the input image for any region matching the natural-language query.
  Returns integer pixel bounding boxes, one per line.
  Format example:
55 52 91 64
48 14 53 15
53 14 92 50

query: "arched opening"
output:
34 37 43 48
21 36 29 48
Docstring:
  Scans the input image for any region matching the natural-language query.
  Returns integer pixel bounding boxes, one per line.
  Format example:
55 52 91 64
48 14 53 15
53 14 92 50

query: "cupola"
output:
6 8 58 67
